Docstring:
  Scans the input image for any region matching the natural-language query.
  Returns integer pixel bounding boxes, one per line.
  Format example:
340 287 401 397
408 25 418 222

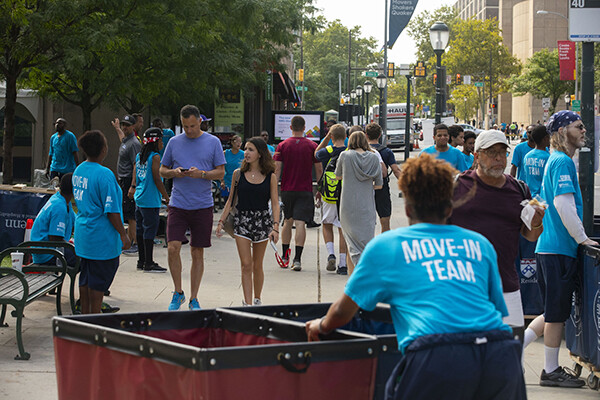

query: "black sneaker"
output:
336 266 348 275
540 367 585 388
307 220 321 228
326 254 336 271
136 261 144 271
143 263 167 273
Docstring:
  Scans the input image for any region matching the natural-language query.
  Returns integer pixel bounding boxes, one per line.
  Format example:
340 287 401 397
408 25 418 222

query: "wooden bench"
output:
0 246 68 360
16 241 80 314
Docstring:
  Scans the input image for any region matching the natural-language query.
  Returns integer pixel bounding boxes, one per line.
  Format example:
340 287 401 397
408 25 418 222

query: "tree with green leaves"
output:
509 48 574 115
294 19 382 112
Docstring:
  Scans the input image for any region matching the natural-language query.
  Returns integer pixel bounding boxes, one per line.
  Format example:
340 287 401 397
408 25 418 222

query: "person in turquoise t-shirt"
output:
521 124 550 197
462 130 476 169
151 118 175 158
260 131 276 155
529 111 599 388
30 173 76 266
73 130 130 314
46 118 79 179
128 128 170 273
306 154 525 400
221 135 245 199
510 130 535 180
419 124 468 172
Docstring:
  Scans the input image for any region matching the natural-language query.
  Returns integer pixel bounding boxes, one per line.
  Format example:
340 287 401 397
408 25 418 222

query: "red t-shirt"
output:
274 137 318 192
449 169 530 293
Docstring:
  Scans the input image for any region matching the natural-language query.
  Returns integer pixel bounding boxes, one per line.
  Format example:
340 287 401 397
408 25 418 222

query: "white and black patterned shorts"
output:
233 209 273 243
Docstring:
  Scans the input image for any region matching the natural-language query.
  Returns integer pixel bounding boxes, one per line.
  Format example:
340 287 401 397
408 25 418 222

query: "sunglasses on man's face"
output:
572 123 585 131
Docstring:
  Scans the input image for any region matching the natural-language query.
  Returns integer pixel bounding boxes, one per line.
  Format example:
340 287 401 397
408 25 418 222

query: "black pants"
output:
385 330 526 400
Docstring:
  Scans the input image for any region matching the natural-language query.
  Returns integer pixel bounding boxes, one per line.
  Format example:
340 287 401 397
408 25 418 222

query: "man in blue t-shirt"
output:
315 123 348 275
510 126 535 180
160 105 226 311
461 130 476 169
306 154 525 399
521 124 550 197
30 173 77 266
419 124 468 172
151 118 175 158
260 131 276 155
46 118 79 180
366 123 401 233
532 111 598 388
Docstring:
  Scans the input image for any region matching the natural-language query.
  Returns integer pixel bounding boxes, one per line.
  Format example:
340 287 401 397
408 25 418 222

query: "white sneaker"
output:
292 260 302 271
253 298 262 306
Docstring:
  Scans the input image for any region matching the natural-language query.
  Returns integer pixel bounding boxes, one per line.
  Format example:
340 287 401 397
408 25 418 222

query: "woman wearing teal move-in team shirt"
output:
306 153 525 400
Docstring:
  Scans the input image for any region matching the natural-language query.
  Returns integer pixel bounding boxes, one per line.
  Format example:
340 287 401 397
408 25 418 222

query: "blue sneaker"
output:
188 298 201 310
168 291 185 311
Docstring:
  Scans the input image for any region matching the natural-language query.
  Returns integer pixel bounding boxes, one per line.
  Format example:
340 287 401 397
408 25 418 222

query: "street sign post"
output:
296 86 307 91
542 97 551 108
363 71 378 77
569 0 600 41
474 82 484 87
463 75 471 85
572 100 581 112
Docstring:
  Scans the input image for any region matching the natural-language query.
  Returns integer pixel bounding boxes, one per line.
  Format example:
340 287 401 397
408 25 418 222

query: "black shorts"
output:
118 176 136 221
281 191 314 222
374 180 392 218
536 254 578 323
79 256 120 292
385 330 525 400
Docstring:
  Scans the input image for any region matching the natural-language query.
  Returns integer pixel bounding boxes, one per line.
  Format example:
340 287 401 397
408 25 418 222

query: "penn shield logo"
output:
520 259 536 279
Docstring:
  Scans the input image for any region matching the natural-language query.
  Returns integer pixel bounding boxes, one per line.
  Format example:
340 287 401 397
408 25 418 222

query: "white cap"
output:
474 130 508 152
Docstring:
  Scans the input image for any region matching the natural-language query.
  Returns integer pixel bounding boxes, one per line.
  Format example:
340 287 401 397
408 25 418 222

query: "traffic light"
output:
490 103 496 109
298 68 304 82
455 74 462 85
387 62 395 78
433 73 437 85
414 61 427 77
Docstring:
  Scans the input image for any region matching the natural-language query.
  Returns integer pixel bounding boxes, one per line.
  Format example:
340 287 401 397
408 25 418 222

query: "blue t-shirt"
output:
315 145 346 170
511 142 534 181
72 162 123 260
536 151 583 257
134 152 162 208
345 223 509 353
267 144 276 155
328 138 349 147
522 149 550 197
463 152 474 169
224 149 245 189
49 130 78 173
160 129 175 157
161 132 226 210
30 192 75 264
420 145 468 172
370 144 397 169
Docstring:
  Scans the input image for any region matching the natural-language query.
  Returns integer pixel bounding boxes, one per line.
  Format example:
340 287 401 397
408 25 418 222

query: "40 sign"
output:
570 0 600 41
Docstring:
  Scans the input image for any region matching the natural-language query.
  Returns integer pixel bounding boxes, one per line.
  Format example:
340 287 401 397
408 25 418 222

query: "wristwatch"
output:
201 170 207 179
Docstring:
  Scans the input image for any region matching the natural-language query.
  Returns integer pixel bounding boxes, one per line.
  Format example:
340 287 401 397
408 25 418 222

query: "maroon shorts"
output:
166 206 213 248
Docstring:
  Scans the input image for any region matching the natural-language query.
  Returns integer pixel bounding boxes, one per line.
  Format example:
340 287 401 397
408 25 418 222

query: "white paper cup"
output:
11 252 24 272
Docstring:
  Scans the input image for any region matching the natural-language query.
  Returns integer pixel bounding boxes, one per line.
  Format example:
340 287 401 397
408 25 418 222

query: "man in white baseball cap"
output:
449 130 545 332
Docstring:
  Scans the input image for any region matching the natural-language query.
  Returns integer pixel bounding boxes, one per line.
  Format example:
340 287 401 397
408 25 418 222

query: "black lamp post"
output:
376 73 387 133
356 85 363 126
429 21 449 125
364 81 372 125
350 90 357 125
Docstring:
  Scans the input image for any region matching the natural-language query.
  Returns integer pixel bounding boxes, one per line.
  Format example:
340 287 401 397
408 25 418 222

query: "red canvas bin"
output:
53 308 378 400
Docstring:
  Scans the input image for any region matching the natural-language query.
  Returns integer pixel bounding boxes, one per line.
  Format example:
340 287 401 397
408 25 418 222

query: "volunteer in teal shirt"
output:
47 118 79 178
419 124 468 172
222 135 244 194
306 153 525 400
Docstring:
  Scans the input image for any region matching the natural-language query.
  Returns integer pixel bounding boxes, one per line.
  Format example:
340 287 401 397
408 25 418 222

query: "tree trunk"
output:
2 73 17 184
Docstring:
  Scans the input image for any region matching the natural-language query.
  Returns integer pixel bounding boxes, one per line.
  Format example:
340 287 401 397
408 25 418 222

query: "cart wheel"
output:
572 362 583 378
587 373 599 390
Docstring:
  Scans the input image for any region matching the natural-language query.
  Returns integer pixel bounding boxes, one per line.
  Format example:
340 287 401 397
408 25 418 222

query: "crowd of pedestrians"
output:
31 106 597 393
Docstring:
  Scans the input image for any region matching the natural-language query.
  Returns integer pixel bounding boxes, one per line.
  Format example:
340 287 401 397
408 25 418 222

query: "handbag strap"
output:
230 169 240 208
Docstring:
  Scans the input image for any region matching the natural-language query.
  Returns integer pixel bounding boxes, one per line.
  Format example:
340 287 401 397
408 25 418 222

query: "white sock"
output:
326 242 335 256
523 327 538 349
339 253 347 267
544 346 560 373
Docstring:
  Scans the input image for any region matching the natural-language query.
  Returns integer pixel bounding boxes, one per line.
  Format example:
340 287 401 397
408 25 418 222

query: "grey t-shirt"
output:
117 134 141 178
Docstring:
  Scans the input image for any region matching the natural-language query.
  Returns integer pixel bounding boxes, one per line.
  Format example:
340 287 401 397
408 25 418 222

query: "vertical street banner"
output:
558 41 576 81
388 0 419 48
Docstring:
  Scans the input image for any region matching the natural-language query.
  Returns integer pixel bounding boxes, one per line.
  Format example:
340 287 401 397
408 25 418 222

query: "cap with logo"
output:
121 115 136 126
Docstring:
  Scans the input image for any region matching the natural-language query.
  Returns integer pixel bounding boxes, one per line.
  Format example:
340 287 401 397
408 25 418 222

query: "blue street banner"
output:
388 0 419 48
0 189 52 252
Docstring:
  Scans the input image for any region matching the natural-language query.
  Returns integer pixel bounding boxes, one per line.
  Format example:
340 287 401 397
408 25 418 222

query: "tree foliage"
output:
509 48 573 115
294 19 382 112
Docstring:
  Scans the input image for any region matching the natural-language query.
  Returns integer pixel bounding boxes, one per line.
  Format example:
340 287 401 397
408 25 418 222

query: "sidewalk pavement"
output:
2 156 600 399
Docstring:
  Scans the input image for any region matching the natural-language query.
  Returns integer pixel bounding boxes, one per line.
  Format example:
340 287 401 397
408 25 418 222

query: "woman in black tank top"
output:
216 137 280 306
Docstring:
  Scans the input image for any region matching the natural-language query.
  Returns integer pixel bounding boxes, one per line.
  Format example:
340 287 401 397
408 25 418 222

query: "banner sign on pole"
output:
558 41 576 81
388 0 419 48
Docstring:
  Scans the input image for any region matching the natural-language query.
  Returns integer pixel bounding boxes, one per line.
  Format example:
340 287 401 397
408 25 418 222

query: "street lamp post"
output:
429 21 450 125
565 94 571 110
343 94 351 124
356 85 363 126
376 73 387 140
364 81 373 125
350 90 357 125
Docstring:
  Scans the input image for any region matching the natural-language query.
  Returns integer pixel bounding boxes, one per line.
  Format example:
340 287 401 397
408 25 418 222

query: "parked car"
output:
457 123 483 135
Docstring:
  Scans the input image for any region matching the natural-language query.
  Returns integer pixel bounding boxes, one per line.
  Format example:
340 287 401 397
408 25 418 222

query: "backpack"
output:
317 146 342 204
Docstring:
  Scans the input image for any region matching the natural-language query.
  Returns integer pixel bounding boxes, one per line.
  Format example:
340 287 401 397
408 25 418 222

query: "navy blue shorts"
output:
79 257 120 292
135 207 160 240
375 181 392 218
536 253 578 323
385 330 525 400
